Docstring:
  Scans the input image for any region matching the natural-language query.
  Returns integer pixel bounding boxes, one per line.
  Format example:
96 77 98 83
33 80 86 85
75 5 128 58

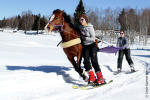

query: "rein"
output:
57 40 62 47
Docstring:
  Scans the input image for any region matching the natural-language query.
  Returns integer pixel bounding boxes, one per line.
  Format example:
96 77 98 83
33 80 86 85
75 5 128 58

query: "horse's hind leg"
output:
77 47 82 69
76 50 88 81
68 56 88 81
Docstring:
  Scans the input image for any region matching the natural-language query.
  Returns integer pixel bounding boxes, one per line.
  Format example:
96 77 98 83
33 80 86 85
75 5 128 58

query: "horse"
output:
45 9 88 81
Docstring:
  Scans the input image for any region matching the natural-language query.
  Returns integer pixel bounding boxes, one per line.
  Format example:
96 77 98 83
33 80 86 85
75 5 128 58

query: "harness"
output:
61 38 81 48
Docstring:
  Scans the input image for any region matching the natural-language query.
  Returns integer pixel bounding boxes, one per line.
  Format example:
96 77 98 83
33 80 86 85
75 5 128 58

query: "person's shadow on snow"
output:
6 65 81 85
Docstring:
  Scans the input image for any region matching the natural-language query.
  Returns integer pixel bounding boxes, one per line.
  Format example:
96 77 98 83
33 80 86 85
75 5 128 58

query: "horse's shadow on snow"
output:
6 65 81 85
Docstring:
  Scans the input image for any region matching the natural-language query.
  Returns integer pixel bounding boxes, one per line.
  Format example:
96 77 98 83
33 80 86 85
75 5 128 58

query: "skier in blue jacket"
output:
117 31 135 72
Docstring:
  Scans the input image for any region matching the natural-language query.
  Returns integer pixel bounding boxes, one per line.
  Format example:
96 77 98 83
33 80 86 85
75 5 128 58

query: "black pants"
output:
117 48 134 69
82 42 101 72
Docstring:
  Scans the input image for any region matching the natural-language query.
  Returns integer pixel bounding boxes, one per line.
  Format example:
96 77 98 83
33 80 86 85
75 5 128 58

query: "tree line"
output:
73 0 150 45
118 8 150 45
0 0 150 44
0 10 48 33
85 7 150 45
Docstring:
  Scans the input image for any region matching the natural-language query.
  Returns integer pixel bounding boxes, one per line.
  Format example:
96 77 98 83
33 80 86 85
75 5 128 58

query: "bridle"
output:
49 16 79 37
46 14 81 47
48 17 64 32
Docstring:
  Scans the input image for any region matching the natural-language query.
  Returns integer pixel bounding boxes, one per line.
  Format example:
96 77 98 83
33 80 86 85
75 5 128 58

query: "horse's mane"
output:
53 9 81 34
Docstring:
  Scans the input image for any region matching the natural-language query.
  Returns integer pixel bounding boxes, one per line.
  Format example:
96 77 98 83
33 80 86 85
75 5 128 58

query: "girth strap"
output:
61 38 81 48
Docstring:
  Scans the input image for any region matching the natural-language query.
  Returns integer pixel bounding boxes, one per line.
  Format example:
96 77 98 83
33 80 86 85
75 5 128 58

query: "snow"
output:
0 31 150 100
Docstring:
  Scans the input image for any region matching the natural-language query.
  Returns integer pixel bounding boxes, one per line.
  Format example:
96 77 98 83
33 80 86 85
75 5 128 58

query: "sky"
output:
0 0 150 19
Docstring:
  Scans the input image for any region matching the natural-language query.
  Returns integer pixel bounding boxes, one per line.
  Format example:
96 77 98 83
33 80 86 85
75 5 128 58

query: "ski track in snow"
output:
0 31 150 100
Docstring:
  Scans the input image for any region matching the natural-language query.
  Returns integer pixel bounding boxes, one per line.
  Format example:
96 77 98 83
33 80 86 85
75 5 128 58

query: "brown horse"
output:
45 9 88 81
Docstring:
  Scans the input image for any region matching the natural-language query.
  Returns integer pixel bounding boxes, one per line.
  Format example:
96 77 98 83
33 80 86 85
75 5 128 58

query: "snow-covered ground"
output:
0 31 149 100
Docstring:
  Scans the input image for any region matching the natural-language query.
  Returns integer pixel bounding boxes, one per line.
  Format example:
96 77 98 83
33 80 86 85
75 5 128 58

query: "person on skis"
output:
79 14 105 86
117 31 135 73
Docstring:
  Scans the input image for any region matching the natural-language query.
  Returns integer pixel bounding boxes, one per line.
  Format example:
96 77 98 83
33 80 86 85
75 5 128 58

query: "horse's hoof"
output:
83 75 88 82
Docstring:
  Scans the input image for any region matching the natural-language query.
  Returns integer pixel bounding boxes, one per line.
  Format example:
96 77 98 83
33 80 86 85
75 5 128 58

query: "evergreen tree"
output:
0 20 2 28
17 15 22 30
74 0 85 26
32 14 40 33
118 8 127 31
40 16 47 30
1 17 7 28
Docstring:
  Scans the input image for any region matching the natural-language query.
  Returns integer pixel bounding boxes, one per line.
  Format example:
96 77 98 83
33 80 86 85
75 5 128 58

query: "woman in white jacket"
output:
79 14 105 85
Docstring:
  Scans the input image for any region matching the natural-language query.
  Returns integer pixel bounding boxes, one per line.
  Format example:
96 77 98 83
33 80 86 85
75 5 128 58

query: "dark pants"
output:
82 42 101 72
117 48 134 69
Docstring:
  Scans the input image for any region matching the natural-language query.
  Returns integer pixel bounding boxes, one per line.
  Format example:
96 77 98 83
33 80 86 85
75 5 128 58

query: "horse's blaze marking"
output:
50 14 55 22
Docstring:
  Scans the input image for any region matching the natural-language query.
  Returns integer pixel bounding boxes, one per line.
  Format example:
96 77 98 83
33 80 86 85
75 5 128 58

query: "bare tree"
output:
21 10 34 33
140 9 150 45
87 8 100 30
6 16 19 29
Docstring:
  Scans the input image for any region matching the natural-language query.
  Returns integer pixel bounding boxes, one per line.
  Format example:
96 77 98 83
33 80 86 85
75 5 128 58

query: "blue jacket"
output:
117 37 130 49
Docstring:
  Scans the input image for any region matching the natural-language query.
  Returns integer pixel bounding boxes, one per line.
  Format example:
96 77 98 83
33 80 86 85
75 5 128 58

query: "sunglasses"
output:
80 18 85 22
120 32 124 34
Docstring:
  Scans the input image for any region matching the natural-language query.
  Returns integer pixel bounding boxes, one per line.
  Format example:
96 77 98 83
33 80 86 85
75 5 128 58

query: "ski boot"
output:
131 67 135 72
96 72 106 86
117 68 122 73
130 64 135 72
88 70 96 85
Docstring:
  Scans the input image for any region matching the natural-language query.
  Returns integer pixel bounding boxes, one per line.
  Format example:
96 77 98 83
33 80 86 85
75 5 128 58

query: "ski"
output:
72 80 113 90
125 70 138 74
113 70 138 75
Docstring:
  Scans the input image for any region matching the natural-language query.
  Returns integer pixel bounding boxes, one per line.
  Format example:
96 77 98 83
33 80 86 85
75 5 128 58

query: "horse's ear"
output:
60 10 64 15
61 10 64 14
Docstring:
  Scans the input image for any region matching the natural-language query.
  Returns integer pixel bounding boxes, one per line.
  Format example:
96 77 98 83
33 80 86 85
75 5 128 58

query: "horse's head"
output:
45 9 64 33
